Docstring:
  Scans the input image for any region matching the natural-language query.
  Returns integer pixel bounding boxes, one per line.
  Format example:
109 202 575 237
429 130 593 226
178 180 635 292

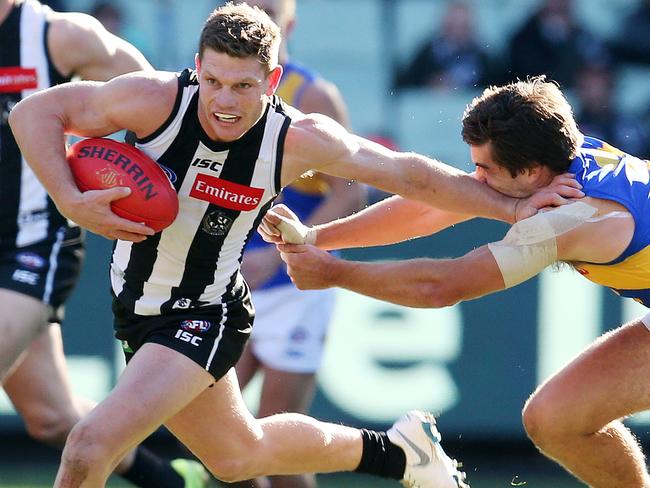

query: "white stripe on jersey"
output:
135 85 198 161
16 0 51 247
110 240 132 298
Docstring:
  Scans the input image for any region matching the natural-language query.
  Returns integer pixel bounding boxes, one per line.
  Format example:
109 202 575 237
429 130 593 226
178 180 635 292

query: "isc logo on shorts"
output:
174 329 202 346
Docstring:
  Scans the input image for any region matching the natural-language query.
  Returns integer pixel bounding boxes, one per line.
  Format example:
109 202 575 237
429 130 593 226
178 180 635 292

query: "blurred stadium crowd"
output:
47 0 650 167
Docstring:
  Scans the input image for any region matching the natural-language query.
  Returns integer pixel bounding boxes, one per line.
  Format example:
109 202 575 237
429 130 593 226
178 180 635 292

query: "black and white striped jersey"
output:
111 69 290 316
0 0 72 251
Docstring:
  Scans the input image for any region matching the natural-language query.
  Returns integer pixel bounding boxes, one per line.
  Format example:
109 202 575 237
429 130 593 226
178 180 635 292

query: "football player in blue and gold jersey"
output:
265 76 650 488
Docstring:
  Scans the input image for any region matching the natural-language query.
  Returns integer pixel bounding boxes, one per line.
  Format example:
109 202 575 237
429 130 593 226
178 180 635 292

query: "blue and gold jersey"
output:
246 62 332 289
276 62 330 203
570 136 650 306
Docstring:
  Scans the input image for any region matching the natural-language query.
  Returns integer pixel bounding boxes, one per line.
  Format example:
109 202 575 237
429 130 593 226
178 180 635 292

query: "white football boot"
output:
387 410 469 488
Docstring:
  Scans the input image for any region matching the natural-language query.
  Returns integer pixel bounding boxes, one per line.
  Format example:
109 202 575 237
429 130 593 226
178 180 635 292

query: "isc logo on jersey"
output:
190 174 264 211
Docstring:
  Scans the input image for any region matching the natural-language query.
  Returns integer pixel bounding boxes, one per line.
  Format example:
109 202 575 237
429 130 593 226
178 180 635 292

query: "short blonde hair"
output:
199 2 281 72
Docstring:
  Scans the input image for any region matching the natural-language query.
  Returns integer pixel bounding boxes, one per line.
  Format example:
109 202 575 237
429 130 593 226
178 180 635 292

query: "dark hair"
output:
198 2 281 72
461 77 580 177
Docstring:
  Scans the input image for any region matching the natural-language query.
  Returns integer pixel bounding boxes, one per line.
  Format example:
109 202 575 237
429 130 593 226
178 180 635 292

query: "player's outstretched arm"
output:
282 114 578 224
263 172 584 248
48 11 153 80
260 197 471 249
277 201 628 308
278 243 505 308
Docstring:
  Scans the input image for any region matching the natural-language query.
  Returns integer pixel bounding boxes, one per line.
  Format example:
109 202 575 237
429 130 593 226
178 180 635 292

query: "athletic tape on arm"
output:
487 201 598 288
277 219 317 245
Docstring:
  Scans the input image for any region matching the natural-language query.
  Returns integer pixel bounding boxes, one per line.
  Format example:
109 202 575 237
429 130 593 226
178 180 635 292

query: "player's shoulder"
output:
283 109 353 178
47 10 107 48
286 110 341 145
45 10 112 75
106 70 179 110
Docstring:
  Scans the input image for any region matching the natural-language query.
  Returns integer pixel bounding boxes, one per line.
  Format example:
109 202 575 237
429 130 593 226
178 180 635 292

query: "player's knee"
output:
207 457 255 483
522 391 564 448
61 421 113 474
205 430 269 481
22 405 79 447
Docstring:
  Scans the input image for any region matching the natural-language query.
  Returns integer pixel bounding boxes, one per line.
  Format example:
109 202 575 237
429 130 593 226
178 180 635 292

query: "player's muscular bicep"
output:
283 115 427 194
557 212 635 263
282 115 358 186
60 75 174 138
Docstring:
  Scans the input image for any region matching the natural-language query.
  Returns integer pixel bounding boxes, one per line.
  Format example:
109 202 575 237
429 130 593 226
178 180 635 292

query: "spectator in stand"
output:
393 1 490 91
575 62 650 159
611 0 650 66
505 0 609 87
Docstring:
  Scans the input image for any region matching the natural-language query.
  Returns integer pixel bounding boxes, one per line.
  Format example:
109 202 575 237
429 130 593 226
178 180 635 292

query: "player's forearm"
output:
330 258 457 308
330 248 505 308
315 196 470 250
8 91 81 210
398 154 517 223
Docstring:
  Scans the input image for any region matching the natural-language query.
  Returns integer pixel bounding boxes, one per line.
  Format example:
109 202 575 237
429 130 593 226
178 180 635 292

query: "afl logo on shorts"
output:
180 320 212 333
16 252 45 269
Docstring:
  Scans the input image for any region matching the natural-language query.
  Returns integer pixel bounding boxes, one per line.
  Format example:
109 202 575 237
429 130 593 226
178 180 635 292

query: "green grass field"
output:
0 463 584 487
0 436 584 487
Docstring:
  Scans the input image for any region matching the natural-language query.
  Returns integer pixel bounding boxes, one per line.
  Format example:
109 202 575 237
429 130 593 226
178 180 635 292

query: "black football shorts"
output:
0 226 84 323
113 291 254 381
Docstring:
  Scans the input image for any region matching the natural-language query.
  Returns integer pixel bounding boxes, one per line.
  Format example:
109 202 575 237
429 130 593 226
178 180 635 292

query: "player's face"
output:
196 49 281 143
470 143 545 198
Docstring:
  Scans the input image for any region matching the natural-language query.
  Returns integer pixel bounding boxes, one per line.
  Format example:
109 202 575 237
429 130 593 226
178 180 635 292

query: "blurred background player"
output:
235 0 364 487
0 0 207 485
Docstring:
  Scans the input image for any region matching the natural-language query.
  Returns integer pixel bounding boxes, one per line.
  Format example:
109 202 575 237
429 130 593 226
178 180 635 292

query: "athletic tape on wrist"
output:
277 219 317 245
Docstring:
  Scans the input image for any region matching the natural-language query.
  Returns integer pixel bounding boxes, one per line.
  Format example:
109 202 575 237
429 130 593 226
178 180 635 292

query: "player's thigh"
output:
4 324 81 421
258 367 316 416
165 368 261 465
0 288 48 377
69 342 215 458
0 231 83 378
531 319 650 431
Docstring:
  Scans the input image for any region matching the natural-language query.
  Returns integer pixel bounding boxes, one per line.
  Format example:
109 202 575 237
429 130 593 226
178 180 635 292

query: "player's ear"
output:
266 65 283 96
195 53 201 73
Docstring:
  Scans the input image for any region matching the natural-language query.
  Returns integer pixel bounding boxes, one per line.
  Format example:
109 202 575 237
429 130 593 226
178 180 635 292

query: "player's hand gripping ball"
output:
66 138 179 232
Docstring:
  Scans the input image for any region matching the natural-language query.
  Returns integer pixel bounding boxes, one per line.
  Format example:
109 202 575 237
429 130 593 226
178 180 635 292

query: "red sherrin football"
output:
66 137 179 232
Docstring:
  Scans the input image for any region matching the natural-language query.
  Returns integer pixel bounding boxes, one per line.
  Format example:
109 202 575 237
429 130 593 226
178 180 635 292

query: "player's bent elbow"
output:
7 99 25 131
417 282 460 308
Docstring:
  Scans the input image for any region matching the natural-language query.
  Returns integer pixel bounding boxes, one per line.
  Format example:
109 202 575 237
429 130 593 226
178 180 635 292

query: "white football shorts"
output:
249 284 335 373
